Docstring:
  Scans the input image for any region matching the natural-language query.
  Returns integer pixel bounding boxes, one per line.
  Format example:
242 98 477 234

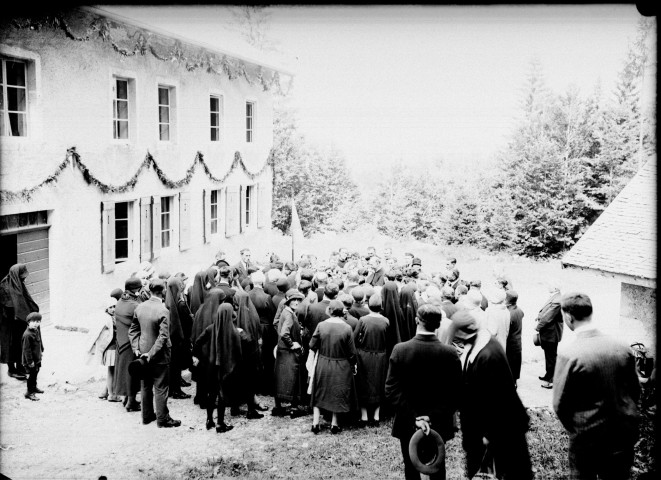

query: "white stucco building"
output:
0 7 291 327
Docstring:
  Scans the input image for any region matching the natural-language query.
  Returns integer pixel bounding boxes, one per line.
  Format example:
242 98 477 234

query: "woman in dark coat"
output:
230 284 265 419
273 289 306 418
381 281 404 355
112 277 142 411
194 303 242 433
353 294 389 426
309 300 358 434
190 288 225 408
399 282 418 343
0 264 39 379
189 269 216 315
165 277 191 399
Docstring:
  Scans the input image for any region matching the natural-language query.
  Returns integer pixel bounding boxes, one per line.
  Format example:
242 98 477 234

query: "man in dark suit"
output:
231 248 252 283
216 266 236 306
505 290 524 388
535 283 563 388
248 271 276 396
385 304 463 480
439 287 458 320
553 292 640 480
129 279 181 428
366 257 386 287
303 283 338 341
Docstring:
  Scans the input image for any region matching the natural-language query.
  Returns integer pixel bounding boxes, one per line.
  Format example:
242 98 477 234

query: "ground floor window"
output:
115 202 130 263
245 185 253 227
210 189 219 234
161 196 172 248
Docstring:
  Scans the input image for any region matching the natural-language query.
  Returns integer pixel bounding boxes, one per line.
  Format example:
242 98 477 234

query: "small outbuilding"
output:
561 157 656 351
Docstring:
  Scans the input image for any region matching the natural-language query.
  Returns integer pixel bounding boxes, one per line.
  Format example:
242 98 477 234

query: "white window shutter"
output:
254 183 262 228
225 185 240 237
140 196 152 262
179 191 191 251
259 181 270 229
101 202 115 273
152 195 161 259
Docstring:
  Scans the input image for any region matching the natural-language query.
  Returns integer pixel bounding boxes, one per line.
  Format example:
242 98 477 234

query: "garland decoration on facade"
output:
8 10 291 95
0 147 272 203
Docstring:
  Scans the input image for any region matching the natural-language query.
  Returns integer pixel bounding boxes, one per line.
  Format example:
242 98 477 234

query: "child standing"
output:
22 312 44 401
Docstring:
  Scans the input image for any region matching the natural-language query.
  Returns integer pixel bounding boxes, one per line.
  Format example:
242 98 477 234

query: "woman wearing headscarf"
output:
189 269 216 315
190 288 225 408
398 282 418 343
165 276 191 400
309 300 358 434
112 277 143 411
193 303 242 433
273 289 306 418
353 294 390 427
0 264 39 379
380 281 404 356
231 284 266 419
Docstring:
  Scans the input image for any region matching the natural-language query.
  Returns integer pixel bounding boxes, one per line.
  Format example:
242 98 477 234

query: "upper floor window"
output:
246 101 254 143
210 95 223 142
113 78 130 139
158 86 172 141
1 58 28 137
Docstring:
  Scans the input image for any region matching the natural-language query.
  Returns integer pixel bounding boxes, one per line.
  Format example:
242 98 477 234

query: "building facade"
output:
0 7 288 326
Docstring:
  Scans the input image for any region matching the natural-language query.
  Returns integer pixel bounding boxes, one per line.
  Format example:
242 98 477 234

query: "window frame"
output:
113 77 130 140
0 57 29 137
245 185 253 227
210 94 223 143
114 201 133 264
210 189 219 234
160 196 172 249
246 101 255 143
158 85 172 142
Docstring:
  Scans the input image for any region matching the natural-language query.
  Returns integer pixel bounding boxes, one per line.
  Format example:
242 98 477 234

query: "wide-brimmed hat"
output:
285 289 304 305
408 428 445 474
128 357 149 380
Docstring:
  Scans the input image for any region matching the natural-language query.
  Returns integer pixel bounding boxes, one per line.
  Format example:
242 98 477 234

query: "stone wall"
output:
620 282 656 353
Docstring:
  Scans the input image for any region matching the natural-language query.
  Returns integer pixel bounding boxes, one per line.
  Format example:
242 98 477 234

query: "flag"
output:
291 199 304 262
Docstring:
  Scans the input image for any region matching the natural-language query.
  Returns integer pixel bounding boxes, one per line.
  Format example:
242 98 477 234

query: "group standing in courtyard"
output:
0 244 645 480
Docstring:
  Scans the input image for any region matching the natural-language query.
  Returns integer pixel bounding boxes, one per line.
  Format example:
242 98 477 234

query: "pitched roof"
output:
562 157 657 281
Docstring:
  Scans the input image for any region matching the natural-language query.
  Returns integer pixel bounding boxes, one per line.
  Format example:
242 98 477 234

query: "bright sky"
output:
98 5 651 184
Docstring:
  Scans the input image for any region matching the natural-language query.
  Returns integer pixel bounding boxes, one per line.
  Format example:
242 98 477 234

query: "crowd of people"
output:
0 245 644 479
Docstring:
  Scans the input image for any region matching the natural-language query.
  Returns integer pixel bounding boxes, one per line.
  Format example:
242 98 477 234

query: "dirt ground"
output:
0 230 627 479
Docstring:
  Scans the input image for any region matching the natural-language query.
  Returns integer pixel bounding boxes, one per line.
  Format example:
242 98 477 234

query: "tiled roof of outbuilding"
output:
562 157 656 281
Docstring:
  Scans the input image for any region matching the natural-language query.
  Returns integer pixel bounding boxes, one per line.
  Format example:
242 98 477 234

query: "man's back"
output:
385 334 462 440
130 297 171 364
553 329 640 437
249 287 275 325
305 299 330 336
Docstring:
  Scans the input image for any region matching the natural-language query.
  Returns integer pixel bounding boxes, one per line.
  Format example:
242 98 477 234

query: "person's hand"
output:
192 356 199 367
482 436 489 446
237 327 244 333
353 364 358 376
291 342 302 351
28 362 35 369
134 350 141 357
141 353 150 363
258 338 263 346
415 416 431 435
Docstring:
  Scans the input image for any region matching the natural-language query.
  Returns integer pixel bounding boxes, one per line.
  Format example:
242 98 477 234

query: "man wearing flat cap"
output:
385 304 463 480
129 278 181 428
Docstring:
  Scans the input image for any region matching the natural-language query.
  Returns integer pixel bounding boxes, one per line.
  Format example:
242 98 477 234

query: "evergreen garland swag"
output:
0 147 273 203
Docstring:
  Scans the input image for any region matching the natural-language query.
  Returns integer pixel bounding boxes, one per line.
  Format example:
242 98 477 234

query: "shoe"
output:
253 403 268 411
31 387 45 394
24 393 39 401
142 414 157 425
98 392 109 400
271 406 287 417
538 375 549 381
169 391 191 400
290 409 307 419
206 419 215 430
107 395 122 402
357 419 368 428
330 425 341 435
311 424 320 434
371 419 380 428
180 378 191 387
230 407 242 416
157 417 182 428
193 396 200 405
541 382 553 389
122 397 128 406
126 403 141 412
246 410 264 420
216 423 234 433
9 372 27 380
198 402 207 410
